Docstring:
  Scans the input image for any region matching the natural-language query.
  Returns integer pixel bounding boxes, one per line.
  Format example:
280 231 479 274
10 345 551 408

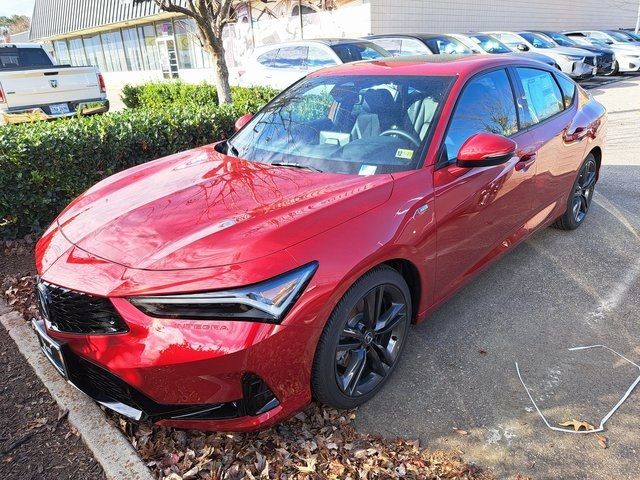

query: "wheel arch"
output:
381 258 421 324
588 146 602 179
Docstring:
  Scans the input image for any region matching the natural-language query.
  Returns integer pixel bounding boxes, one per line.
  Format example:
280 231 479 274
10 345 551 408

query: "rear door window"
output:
554 73 576 108
306 45 337 68
273 46 308 69
515 67 564 126
444 69 519 161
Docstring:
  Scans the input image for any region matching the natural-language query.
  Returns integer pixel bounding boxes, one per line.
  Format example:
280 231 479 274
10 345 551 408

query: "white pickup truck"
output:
0 43 109 124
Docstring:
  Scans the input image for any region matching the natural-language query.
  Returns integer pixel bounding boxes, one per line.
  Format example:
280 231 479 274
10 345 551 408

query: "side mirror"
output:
457 132 517 168
234 113 253 132
517 43 529 51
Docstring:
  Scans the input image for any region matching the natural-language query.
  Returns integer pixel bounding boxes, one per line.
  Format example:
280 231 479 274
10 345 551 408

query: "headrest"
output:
362 88 394 114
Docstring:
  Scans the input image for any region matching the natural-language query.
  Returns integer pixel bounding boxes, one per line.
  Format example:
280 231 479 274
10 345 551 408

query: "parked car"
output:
238 39 390 90
565 31 640 72
484 31 597 79
366 34 474 56
34 54 606 431
618 29 640 42
530 31 616 75
0 43 108 124
448 32 557 67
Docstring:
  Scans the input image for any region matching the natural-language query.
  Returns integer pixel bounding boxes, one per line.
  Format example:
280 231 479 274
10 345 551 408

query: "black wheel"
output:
311 266 411 409
603 60 619 76
553 153 598 230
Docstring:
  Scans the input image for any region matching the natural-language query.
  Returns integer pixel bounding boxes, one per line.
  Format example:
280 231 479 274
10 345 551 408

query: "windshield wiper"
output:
270 161 323 173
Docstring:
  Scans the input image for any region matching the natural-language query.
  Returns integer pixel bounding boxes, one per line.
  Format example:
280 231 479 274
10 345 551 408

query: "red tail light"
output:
0 82 5 103
97 73 106 94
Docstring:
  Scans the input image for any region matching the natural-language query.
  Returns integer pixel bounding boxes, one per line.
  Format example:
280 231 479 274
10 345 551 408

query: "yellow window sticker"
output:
395 148 414 160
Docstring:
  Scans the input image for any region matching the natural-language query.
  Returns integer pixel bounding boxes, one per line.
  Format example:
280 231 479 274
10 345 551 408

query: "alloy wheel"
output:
334 284 408 397
572 157 597 224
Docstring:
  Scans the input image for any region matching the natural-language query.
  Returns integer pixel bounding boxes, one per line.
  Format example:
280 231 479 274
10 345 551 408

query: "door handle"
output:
515 152 536 172
564 126 588 143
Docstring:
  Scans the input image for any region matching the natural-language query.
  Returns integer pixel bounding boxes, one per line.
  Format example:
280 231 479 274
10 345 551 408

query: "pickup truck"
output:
0 43 109 124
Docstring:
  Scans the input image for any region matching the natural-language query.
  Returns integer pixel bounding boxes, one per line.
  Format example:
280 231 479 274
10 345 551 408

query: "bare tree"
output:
151 0 236 104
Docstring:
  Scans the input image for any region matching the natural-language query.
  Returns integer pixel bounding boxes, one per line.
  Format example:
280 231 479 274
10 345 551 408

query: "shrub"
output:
120 82 278 112
0 105 238 239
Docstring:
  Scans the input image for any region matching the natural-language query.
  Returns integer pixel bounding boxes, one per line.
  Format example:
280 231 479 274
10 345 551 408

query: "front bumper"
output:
568 60 597 80
32 286 322 431
1 98 109 124
618 56 640 72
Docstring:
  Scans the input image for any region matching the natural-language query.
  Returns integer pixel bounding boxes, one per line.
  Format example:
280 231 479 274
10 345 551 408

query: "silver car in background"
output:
565 30 640 72
484 30 597 79
448 32 557 67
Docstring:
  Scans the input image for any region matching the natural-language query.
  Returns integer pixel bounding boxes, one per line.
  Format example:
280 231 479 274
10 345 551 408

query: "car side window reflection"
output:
515 67 564 127
554 73 576 108
444 69 518 162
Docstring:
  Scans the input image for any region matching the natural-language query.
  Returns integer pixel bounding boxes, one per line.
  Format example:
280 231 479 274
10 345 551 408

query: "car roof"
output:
0 43 44 49
307 54 546 78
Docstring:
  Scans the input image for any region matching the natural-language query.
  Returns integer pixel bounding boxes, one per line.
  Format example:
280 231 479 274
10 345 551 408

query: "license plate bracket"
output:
49 103 70 115
32 319 68 378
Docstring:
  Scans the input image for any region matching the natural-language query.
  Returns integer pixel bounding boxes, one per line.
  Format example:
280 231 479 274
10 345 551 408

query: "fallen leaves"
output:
595 433 608 449
558 420 596 432
2 275 37 320
453 428 469 436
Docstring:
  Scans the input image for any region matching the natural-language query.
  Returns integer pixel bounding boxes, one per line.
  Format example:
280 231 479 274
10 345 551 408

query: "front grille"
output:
64 351 243 421
37 281 128 334
584 56 595 66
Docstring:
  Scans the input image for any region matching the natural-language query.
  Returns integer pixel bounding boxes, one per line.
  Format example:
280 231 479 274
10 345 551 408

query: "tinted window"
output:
519 33 553 49
424 36 472 54
444 69 518 161
273 46 308 68
228 74 454 175
468 34 511 54
257 48 278 67
306 45 337 68
554 73 576 108
516 68 564 126
546 32 576 47
330 42 388 62
0 48 53 69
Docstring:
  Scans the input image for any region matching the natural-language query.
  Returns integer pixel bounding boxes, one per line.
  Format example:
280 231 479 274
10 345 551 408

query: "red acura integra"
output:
34 55 605 431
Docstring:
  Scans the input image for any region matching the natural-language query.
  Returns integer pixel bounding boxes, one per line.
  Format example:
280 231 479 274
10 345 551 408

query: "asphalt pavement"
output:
355 73 640 479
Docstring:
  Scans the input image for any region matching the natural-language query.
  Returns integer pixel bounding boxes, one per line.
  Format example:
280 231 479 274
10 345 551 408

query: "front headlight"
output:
129 262 318 323
562 55 584 62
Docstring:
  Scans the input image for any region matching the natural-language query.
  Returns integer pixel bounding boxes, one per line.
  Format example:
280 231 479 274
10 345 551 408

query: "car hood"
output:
56 144 393 270
546 46 596 57
611 43 640 53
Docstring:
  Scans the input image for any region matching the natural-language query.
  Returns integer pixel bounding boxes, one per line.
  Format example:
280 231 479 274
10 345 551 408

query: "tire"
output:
603 60 619 76
552 153 598 230
311 265 412 409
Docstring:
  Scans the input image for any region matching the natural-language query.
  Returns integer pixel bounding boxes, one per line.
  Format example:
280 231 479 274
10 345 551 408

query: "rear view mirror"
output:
234 113 253 132
457 133 517 168
517 43 529 51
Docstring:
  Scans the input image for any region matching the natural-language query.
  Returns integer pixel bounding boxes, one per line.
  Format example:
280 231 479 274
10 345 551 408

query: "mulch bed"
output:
1 240 505 480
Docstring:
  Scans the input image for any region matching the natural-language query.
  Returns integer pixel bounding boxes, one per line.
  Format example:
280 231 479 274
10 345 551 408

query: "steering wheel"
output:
379 128 421 148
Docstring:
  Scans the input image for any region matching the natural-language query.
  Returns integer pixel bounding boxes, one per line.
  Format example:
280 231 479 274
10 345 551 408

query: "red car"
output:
34 55 606 431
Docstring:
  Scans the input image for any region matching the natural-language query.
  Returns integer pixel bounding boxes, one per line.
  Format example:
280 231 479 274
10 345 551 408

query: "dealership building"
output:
28 0 638 86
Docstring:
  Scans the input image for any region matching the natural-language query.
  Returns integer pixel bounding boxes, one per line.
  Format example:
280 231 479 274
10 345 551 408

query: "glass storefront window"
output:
68 37 88 66
137 25 160 70
122 27 144 70
174 18 204 69
155 21 174 38
101 31 127 72
53 40 71 65
83 34 106 70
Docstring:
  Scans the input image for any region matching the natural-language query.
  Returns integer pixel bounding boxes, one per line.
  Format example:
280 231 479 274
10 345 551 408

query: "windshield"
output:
620 30 640 41
519 33 554 49
329 42 389 63
468 34 511 53
227 75 454 175
546 32 576 47
606 31 633 42
423 36 473 54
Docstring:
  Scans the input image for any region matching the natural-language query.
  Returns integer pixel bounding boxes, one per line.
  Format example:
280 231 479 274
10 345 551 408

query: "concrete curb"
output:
0 299 154 480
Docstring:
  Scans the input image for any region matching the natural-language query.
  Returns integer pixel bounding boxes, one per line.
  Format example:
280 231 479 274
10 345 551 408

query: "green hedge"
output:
121 82 278 111
0 105 239 239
